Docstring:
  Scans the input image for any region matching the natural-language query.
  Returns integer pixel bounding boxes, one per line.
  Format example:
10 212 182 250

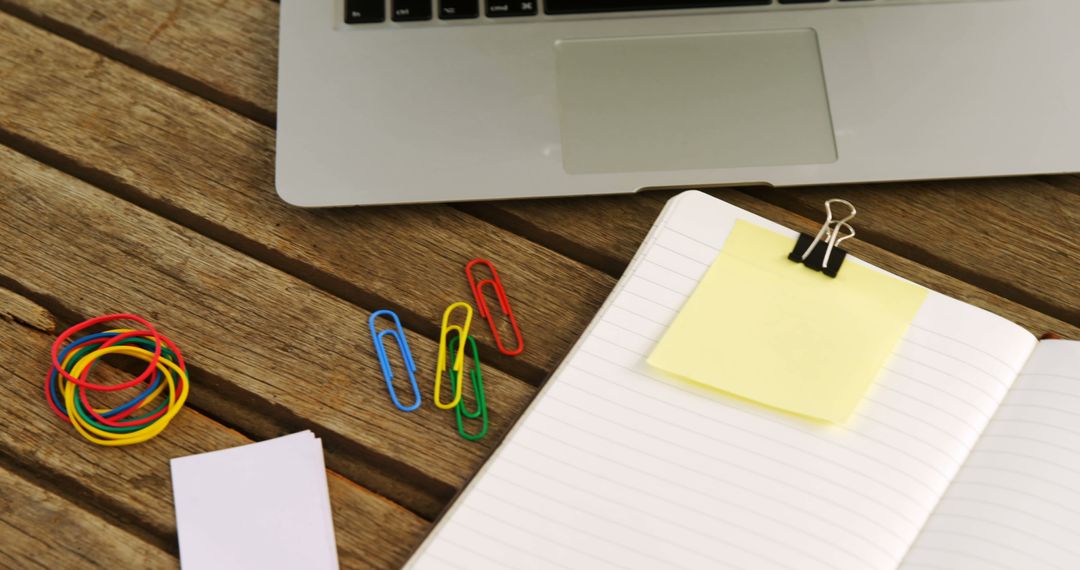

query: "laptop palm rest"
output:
554 29 837 175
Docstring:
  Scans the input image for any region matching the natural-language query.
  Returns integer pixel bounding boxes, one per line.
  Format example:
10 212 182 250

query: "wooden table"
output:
0 2 1076 567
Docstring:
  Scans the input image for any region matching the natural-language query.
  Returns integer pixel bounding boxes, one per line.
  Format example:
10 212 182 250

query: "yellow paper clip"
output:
435 302 473 409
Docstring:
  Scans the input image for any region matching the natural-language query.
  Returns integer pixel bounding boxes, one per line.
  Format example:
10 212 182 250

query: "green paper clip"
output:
448 332 487 441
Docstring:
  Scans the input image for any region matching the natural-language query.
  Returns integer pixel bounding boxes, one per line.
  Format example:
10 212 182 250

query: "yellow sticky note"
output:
647 220 928 423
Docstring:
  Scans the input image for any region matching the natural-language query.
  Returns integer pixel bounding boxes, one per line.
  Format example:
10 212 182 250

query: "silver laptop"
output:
276 0 1080 207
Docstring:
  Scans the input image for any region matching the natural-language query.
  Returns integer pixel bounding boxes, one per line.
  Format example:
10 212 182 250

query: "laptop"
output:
276 0 1080 207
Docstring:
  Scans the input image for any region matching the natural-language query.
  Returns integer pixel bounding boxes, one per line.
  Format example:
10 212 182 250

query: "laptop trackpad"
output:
554 30 837 174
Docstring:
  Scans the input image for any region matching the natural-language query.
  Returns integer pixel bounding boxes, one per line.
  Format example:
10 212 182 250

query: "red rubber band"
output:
50 314 163 392
75 329 187 428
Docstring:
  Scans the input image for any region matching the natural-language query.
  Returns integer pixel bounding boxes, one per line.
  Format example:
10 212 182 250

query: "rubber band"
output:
44 314 190 446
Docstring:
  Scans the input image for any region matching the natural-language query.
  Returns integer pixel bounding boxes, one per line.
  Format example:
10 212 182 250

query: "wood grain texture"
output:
0 0 1076 564
0 463 175 569
0 286 56 331
0 0 279 121
8 0 1074 327
460 194 664 276
0 9 615 381
0 287 428 569
0 145 535 505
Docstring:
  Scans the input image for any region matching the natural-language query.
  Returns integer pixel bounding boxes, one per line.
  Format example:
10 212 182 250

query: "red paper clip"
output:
466 258 524 356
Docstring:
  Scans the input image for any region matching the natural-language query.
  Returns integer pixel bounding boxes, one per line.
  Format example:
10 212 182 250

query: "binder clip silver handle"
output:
788 199 856 278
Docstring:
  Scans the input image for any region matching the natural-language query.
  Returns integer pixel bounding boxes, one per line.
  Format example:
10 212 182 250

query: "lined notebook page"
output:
407 191 1037 570
902 340 1080 570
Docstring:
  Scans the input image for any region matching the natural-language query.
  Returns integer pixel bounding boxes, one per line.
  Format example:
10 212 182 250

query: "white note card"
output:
171 431 339 570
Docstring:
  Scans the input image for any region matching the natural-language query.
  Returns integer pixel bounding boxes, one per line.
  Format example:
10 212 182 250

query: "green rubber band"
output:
72 391 169 434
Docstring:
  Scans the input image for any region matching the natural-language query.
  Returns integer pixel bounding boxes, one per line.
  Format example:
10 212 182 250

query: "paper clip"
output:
369 310 421 412
448 330 488 441
788 199 857 278
434 302 473 409
465 258 524 356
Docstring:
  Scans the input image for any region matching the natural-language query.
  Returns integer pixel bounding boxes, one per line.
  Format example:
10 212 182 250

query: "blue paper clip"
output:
369 310 421 412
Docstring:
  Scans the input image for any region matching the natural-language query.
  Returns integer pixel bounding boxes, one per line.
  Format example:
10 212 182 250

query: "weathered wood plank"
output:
0 287 428 569
0 464 175 569
0 285 55 331
7 0 1074 326
0 145 535 506
0 0 279 120
1045 174 1080 197
460 194 659 276
0 10 615 380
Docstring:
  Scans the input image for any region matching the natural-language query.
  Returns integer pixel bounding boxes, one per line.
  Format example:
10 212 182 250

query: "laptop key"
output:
545 0 769 15
440 0 480 18
487 0 539 17
393 0 433 20
345 0 385 22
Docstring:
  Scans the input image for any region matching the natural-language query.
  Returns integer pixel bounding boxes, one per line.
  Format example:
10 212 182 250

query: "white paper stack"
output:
171 431 339 570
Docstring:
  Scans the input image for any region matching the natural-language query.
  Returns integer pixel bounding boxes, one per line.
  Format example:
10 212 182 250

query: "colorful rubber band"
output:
44 314 190 446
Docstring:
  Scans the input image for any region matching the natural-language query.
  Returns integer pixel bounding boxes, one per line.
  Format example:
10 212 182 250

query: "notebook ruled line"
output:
468 488 693 570
910 530 1066 570
977 433 1080 453
966 448 1080 474
905 546 1023 570
482 469 759 568
510 431 871 567
410 193 1042 570
538 390 921 541
996 404 1080 422
571 350 958 492
421 550 477 570
961 463 1080 490
879 367 997 417
636 255 706 284
451 513 590 570
989 418 1080 438
574 346 968 487
930 513 1080 557
899 337 1017 386
868 382 988 434
489 458 776 569
558 366 950 512
888 353 1010 397
630 270 700 298
946 487 1080 517
901 341 1080 570
906 323 1021 373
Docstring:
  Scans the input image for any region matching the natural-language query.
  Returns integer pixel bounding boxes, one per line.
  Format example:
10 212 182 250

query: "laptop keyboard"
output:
345 0 879 24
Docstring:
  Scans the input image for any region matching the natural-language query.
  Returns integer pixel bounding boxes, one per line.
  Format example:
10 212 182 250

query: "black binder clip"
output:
788 199 856 278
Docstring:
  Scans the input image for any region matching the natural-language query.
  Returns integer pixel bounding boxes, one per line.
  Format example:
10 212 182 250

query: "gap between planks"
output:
1 1 1072 327
0 0 275 127
2 0 1071 531
0 270 452 521
0 449 180 559
0 291 430 569
0 126 548 389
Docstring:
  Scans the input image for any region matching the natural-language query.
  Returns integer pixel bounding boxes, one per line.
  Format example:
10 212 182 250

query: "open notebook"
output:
407 191 1080 570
